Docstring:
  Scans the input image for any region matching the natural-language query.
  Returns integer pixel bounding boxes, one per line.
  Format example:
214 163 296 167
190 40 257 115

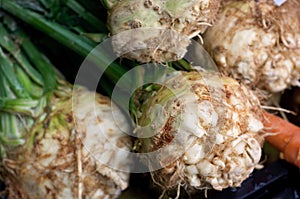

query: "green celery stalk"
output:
0 24 43 86
1 1 127 84
65 0 107 32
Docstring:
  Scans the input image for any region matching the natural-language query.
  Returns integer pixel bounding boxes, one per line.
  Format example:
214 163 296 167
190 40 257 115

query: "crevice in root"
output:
1 158 29 198
0 175 8 198
1 168 29 199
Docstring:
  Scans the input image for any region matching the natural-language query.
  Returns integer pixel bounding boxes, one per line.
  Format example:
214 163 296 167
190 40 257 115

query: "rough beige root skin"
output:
135 71 264 196
203 0 300 93
107 0 220 63
2 85 132 199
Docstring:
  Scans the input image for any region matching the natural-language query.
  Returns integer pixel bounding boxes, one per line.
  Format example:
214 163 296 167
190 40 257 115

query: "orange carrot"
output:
263 111 300 168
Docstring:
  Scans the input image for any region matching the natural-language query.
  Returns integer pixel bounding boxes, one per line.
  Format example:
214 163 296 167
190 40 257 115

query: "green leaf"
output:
0 97 39 116
0 23 44 85
65 0 107 32
15 65 44 98
19 32 58 93
0 48 29 98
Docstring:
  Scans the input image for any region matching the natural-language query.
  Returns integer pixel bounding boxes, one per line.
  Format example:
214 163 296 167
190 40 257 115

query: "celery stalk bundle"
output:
0 21 132 199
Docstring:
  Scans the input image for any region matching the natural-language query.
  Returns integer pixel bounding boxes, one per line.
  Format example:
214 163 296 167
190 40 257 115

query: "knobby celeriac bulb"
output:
203 0 300 93
106 0 220 63
134 70 264 196
2 84 132 199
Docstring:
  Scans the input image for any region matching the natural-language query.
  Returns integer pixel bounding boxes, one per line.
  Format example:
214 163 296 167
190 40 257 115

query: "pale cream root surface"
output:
4 86 132 199
107 0 220 63
203 0 300 93
136 71 264 193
